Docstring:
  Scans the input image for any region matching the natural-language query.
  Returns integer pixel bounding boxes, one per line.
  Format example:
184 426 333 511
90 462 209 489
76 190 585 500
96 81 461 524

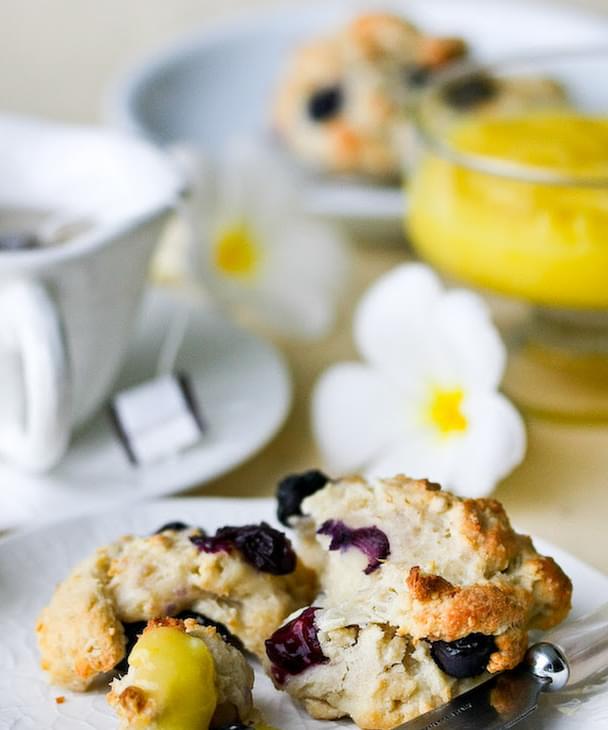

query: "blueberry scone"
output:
274 12 466 179
267 473 572 730
108 617 253 729
36 521 316 690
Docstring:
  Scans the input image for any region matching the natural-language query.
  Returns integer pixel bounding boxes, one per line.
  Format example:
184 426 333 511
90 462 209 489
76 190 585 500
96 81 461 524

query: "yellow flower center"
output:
427 387 468 435
213 221 260 279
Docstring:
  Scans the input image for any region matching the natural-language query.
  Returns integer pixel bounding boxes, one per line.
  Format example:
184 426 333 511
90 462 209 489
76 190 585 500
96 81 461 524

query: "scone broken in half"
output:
36 521 316 690
108 617 253 730
268 473 572 730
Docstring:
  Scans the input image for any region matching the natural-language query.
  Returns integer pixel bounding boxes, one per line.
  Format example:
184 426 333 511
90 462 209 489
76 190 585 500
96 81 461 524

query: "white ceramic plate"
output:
0 497 607 729
108 0 608 229
0 292 291 531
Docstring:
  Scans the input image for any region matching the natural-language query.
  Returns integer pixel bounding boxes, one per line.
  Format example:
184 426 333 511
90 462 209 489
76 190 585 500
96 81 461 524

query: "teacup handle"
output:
0 279 70 472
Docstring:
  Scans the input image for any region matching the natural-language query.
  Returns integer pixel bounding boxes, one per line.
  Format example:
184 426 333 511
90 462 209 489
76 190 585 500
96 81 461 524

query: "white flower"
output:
312 263 526 497
155 141 349 339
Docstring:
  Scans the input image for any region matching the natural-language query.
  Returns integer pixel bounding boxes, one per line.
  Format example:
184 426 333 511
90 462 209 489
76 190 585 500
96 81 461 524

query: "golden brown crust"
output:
406 566 456 602
417 36 467 67
144 616 184 633
460 498 522 574
523 555 573 629
111 685 154 723
489 628 530 673
406 568 532 649
35 554 126 691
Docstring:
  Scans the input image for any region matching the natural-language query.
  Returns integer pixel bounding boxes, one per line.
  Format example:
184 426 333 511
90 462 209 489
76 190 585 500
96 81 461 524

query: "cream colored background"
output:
3 0 608 574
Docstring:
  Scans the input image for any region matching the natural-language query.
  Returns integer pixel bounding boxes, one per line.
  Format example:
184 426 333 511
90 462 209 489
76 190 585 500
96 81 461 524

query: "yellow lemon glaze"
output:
408 113 608 308
127 626 217 730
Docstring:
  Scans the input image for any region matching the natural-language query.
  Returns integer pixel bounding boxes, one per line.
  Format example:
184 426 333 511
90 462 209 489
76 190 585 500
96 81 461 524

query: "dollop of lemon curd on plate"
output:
125 626 217 730
408 112 608 308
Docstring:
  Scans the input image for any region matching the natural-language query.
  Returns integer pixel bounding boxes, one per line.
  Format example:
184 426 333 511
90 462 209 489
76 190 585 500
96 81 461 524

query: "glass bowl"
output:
406 48 608 422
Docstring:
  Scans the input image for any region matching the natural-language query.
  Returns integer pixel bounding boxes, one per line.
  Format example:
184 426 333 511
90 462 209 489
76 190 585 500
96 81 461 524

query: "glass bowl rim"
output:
412 45 608 188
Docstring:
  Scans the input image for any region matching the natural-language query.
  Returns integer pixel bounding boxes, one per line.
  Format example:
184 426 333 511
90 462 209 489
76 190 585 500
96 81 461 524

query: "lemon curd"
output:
408 113 608 309
126 626 218 730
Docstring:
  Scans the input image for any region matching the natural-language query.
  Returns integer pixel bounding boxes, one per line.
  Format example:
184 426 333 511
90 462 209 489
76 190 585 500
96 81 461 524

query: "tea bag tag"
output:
110 373 204 465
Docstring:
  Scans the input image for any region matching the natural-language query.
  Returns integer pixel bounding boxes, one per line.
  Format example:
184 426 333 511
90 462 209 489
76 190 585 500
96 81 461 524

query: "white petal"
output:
312 364 399 474
450 391 527 497
250 282 337 338
269 220 349 295
365 433 456 485
255 220 349 337
353 264 442 386
218 138 300 222
430 290 506 391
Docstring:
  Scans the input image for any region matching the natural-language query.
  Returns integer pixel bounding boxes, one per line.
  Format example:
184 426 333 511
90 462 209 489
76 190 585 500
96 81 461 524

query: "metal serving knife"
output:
398 602 608 729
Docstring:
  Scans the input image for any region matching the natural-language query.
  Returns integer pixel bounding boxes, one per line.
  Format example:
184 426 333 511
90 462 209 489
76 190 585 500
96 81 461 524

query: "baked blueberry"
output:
175 609 244 652
154 521 190 534
442 73 497 110
317 519 390 574
191 523 296 575
277 469 329 526
265 607 328 684
115 620 147 675
404 64 432 88
190 532 233 554
430 633 496 678
307 86 343 121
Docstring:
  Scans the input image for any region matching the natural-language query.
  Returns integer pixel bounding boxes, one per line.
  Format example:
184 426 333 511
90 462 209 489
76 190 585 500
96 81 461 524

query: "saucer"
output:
0 289 291 530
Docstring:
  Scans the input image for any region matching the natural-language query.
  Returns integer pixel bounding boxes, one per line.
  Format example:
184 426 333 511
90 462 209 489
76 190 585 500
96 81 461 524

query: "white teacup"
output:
0 116 181 472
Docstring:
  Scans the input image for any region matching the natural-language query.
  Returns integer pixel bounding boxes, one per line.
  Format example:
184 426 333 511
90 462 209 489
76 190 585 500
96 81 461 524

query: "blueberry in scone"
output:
36 522 316 690
273 12 467 179
316 519 390 574
276 469 329 526
191 523 296 575
266 475 572 730
429 633 497 679
153 521 190 534
108 617 253 729
435 73 566 119
265 606 329 684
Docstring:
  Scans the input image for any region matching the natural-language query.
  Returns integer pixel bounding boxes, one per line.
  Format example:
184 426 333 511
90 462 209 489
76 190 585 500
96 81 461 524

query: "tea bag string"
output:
156 145 203 377
156 301 190 376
